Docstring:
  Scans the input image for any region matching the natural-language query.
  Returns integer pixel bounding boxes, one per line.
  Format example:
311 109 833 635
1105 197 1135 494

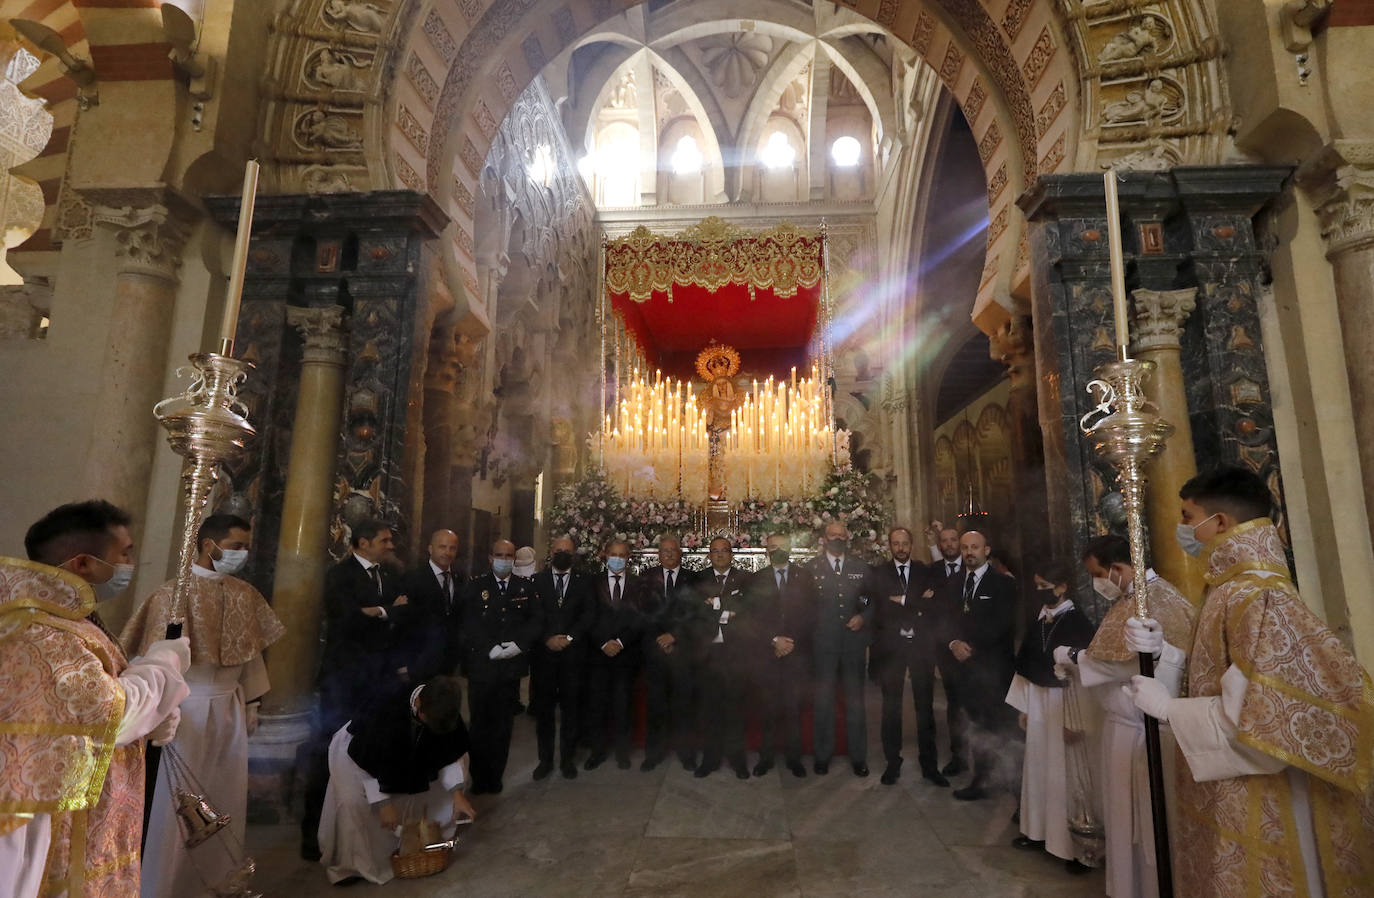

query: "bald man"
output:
395 529 466 681
460 539 541 794
939 530 1019 801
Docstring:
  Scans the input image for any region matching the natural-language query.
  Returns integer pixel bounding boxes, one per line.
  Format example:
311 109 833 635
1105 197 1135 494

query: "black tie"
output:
369 565 382 597
556 573 566 607
948 562 957 578
612 574 622 604
834 558 842 575
441 570 452 611
666 570 674 595
498 578 507 596
776 569 786 591
716 573 725 587
898 564 908 591
962 570 976 611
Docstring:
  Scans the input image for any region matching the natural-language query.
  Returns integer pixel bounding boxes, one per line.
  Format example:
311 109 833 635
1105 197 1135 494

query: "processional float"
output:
1076 170 1176 897
148 161 262 897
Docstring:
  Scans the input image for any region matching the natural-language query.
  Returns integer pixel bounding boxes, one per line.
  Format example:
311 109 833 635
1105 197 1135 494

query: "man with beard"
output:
529 536 595 780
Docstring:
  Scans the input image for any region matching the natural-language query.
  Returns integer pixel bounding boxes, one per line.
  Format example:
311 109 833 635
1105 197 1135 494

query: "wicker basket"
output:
390 846 452 879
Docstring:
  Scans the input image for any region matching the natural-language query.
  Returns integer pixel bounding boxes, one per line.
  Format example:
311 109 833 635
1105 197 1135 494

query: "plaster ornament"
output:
296 109 363 150
301 165 353 193
1101 78 1181 125
1102 140 1180 171
321 0 387 34
608 70 636 110
308 48 372 91
698 33 773 100
1097 16 1172 63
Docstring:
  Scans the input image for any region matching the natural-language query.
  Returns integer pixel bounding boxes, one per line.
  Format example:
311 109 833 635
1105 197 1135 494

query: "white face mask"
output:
1092 575 1122 603
605 556 628 574
65 555 136 601
1175 513 1219 557
215 547 249 575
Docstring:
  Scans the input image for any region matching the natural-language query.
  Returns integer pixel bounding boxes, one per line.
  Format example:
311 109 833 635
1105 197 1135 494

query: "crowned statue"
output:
696 342 743 432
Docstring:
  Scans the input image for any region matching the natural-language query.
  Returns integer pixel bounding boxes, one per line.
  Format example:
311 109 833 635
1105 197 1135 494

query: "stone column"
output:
83 201 192 517
1131 288 1205 597
420 328 464 541
256 306 346 748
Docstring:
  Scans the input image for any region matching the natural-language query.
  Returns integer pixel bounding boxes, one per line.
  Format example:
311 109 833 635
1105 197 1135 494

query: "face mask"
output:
216 548 249 575
551 550 574 571
1175 513 1218 557
769 548 790 566
606 556 628 574
1092 575 1121 603
491 558 514 577
825 538 848 556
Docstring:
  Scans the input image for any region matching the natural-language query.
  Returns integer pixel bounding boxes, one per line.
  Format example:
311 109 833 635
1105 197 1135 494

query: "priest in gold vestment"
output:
121 513 285 898
1 501 191 898
1127 468 1374 898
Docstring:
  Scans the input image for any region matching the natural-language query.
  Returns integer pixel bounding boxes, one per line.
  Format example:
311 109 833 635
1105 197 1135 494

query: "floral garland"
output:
548 465 890 564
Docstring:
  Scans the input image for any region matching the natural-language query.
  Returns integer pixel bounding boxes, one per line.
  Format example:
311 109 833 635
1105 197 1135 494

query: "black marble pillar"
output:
1019 168 1293 609
208 191 448 568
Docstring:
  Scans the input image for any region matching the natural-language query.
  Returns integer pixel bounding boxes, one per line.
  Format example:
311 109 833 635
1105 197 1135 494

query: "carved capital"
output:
287 305 347 364
90 203 192 280
1298 139 1374 256
1130 287 1197 352
990 315 1036 389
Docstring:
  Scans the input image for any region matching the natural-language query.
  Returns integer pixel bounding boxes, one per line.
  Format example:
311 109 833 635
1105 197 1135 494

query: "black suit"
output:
393 562 465 681
303 554 403 854
744 564 816 765
690 567 751 771
586 570 645 763
529 568 596 768
808 554 877 766
873 559 945 774
460 573 541 791
637 565 701 764
926 557 968 762
940 564 1018 789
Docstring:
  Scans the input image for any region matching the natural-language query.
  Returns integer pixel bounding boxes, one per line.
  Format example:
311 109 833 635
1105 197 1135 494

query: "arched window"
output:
754 119 804 202
593 122 640 207
760 131 797 169
671 135 702 174
830 136 861 168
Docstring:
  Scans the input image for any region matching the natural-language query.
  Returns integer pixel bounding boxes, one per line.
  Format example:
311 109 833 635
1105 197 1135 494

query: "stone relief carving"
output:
295 108 363 150
1097 15 1174 63
301 165 354 193
1102 139 1181 171
697 33 773 100
1101 77 1183 126
321 0 387 34
608 70 636 110
305 47 373 92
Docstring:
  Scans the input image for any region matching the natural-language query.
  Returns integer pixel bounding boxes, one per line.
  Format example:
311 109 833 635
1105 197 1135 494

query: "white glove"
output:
146 636 192 674
1125 675 1173 721
149 707 181 746
1053 663 1073 682
1052 645 1074 667
499 641 521 659
488 644 504 660
1124 617 1165 657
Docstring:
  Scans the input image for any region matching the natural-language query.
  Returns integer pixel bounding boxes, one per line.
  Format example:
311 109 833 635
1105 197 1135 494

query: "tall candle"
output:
1103 170 1131 360
219 159 261 354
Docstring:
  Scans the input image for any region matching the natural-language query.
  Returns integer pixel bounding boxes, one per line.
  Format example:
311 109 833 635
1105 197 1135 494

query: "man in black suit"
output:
460 538 541 794
638 534 700 771
808 521 877 777
529 536 595 780
941 529 1019 801
923 521 968 776
690 536 751 779
585 539 644 770
744 533 815 778
303 517 405 859
874 526 948 787
394 529 464 682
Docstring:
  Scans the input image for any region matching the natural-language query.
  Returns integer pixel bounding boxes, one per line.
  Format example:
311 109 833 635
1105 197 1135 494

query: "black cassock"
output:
347 683 471 794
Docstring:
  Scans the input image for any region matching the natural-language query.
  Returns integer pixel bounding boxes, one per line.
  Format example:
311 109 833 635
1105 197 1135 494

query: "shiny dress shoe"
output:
1012 836 1045 850
693 761 717 778
732 763 751 780
921 769 950 787
1065 859 1092 875
532 762 553 781
560 763 578 779
852 763 870 777
678 752 696 771
786 760 807 778
941 759 966 777
584 753 607 770
640 757 660 772
880 762 900 785
952 784 988 801
753 760 774 777
813 761 830 775
617 756 632 770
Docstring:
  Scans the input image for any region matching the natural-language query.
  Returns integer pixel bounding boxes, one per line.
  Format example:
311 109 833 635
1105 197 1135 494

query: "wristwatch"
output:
1068 647 1082 664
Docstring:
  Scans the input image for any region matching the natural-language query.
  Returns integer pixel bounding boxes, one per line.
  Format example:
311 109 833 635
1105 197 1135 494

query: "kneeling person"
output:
319 675 477 886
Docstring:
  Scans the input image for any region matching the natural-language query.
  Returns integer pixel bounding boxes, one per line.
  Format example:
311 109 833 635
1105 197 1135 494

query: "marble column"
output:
1131 288 1204 597
83 200 192 519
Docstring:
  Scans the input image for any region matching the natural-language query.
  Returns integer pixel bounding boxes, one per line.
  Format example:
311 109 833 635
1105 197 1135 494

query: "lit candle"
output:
1103 169 1131 360
219 159 261 355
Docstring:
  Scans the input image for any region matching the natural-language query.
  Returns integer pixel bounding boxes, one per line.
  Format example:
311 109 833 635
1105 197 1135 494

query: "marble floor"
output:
246 688 1107 897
